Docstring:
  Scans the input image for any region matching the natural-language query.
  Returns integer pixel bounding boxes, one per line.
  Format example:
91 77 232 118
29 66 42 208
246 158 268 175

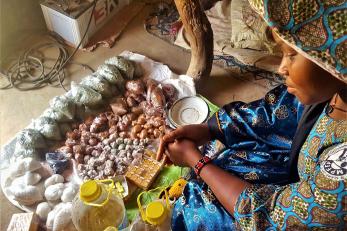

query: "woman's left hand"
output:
165 139 202 167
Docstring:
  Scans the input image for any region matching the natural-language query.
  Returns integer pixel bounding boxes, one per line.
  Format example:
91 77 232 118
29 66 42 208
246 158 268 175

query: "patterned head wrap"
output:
248 0 347 84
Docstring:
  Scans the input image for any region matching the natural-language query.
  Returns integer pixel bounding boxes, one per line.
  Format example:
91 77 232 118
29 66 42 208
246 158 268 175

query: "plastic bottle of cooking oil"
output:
71 179 128 231
130 188 172 231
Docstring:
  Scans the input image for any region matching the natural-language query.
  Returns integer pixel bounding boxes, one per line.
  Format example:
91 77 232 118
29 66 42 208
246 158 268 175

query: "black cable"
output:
0 0 97 91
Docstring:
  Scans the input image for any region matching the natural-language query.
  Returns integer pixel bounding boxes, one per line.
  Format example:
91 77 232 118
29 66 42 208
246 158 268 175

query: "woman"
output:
157 1 347 230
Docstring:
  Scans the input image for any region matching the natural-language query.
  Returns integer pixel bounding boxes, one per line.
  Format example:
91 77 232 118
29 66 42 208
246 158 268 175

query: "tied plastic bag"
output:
8 157 42 178
42 108 70 123
80 74 115 98
49 95 76 121
105 56 135 80
11 172 42 186
7 184 43 206
46 202 73 231
70 81 103 107
46 152 69 174
96 64 125 92
30 116 62 141
14 129 47 158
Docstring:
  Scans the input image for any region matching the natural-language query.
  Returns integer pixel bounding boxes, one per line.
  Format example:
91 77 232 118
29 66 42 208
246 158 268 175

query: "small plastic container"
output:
71 179 128 231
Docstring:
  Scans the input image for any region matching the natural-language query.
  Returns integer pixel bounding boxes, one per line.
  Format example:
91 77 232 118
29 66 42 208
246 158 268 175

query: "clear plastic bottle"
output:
71 179 128 231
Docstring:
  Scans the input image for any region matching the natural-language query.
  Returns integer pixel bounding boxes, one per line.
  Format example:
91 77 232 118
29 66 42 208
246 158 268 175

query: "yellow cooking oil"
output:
71 179 128 231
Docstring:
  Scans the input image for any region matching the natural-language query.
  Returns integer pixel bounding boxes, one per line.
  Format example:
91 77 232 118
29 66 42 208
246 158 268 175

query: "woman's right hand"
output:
156 124 212 161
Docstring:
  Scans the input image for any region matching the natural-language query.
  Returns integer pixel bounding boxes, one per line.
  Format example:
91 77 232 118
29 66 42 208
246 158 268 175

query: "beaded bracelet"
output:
194 156 212 176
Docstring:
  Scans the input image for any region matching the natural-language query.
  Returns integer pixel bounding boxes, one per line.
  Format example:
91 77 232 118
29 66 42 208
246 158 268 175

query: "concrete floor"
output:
0 4 267 229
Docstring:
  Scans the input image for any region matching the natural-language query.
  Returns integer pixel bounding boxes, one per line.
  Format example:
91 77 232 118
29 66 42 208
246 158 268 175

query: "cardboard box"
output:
41 0 131 47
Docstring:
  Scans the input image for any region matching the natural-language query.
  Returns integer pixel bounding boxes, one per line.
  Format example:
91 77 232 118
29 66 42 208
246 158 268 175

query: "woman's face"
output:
273 31 342 105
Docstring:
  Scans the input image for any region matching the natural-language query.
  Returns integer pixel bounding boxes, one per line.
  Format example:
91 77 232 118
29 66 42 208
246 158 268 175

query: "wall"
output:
0 0 46 66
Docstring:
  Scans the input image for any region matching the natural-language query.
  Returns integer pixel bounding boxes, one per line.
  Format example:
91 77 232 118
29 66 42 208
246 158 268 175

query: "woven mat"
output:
145 3 284 90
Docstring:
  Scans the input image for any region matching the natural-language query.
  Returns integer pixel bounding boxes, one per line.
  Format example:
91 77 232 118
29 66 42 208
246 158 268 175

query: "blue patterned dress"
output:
171 85 347 230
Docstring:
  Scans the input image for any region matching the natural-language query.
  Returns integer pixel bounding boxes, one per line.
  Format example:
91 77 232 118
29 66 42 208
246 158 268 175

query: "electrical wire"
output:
0 0 97 91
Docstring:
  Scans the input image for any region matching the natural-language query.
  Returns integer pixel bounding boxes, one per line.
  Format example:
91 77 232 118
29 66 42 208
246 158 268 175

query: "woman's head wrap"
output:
248 1 347 84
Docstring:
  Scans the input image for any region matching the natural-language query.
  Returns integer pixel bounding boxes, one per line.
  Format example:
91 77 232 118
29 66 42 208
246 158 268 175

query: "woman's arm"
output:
198 158 250 214
167 140 346 229
157 124 212 160
158 85 303 161
208 85 304 149
166 139 250 215
233 143 347 230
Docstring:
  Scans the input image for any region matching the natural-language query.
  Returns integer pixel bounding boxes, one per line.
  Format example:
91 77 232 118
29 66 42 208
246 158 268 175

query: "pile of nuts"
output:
108 79 169 139
57 112 151 180
77 137 149 180
57 78 176 180
131 114 165 139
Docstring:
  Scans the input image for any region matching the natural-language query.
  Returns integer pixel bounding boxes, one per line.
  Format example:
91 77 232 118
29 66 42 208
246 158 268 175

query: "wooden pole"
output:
174 0 213 80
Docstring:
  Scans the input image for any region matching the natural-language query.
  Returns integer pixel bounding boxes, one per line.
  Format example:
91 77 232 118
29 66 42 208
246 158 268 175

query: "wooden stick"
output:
174 0 214 80
162 155 168 165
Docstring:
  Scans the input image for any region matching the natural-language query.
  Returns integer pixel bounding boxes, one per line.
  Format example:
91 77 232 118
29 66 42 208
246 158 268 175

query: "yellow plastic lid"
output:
80 180 102 203
145 201 167 225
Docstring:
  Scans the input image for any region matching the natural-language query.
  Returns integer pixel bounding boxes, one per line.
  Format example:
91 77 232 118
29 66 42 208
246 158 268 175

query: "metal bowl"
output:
168 96 209 128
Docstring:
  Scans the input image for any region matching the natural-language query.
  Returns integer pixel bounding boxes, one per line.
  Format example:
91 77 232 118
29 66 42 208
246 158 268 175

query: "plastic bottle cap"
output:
80 180 101 203
145 201 167 225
